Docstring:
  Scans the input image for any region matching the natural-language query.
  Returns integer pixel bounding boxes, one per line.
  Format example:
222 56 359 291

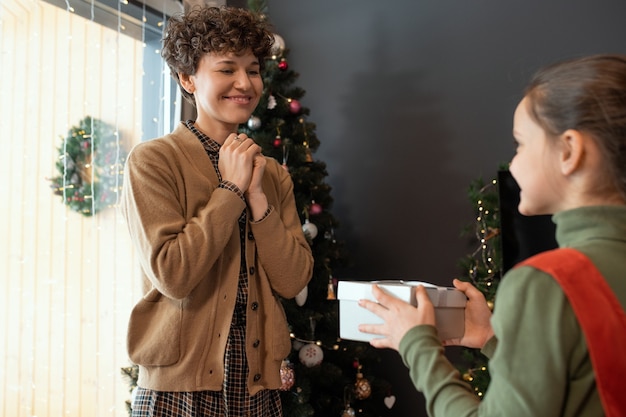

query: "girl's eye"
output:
248 70 260 76
220 69 234 74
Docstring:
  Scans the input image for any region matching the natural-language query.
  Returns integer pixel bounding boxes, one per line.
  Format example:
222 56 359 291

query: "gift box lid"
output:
337 280 466 308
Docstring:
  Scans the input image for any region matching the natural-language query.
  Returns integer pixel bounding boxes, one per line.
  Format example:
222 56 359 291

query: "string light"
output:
289 332 341 351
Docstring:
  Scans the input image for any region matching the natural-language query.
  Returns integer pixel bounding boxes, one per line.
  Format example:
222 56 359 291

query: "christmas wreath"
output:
49 116 127 216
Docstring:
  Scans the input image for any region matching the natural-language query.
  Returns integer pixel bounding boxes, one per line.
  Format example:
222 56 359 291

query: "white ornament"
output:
295 285 308 306
298 343 323 367
271 33 286 56
384 395 396 409
302 219 318 239
267 94 277 110
247 116 261 130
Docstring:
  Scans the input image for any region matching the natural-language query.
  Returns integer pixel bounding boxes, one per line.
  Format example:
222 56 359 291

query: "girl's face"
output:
509 97 565 216
185 50 262 137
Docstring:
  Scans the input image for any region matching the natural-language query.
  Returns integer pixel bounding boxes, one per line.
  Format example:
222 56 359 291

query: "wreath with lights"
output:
49 116 127 216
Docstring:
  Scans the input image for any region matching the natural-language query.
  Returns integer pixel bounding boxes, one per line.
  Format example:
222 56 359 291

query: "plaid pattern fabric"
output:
219 180 245 200
185 120 221 170
131 326 282 416
130 122 282 417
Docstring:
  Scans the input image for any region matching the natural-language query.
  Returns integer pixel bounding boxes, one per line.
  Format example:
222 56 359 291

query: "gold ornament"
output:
279 359 295 391
305 147 313 162
354 364 371 400
327 275 336 300
342 406 356 417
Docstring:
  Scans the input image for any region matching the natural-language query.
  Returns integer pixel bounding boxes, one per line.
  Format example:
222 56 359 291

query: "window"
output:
0 0 181 415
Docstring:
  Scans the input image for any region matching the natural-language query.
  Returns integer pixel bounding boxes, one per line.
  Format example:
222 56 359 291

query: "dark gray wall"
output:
265 1 626 415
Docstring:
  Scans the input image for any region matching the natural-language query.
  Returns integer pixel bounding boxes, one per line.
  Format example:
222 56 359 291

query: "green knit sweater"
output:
399 205 626 417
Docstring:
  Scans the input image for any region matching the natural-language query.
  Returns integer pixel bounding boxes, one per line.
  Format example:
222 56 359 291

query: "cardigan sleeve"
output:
249 157 313 299
120 135 247 300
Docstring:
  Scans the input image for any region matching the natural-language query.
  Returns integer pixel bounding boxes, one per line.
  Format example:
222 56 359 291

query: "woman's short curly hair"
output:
162 6 274 105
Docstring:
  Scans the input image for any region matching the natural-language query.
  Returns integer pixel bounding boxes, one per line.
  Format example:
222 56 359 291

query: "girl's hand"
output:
441 279 494 349
358 284 436 351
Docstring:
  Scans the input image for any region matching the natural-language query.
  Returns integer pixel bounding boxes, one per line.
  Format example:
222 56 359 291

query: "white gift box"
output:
337 280 467 342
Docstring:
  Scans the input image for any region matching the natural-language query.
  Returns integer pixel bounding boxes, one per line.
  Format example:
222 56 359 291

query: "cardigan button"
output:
253 339 260 348
253 373 261 381
251 301 259 310
249 266 255 275
248 231 254 240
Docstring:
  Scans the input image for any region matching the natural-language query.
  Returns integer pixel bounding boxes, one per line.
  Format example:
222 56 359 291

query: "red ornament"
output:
273 136 282 147
289 99 301 114
278 59 289 71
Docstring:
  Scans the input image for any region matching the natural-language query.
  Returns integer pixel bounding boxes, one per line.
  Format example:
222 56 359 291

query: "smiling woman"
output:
0 0 180 415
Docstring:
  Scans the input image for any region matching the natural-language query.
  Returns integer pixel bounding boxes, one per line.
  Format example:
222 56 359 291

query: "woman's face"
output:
185 49 262 135
509 97 565 216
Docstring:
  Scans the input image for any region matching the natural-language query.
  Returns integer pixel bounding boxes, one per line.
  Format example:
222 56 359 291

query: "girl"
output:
359 54 626 416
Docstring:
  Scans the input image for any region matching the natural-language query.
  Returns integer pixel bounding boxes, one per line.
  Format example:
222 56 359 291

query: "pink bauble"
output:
289 99 301 114
309 202 322 215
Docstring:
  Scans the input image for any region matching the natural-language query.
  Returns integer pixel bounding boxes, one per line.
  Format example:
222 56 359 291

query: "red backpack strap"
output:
517 248 626 417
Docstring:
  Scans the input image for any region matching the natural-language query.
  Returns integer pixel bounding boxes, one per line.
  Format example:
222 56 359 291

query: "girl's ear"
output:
178 72 195 94
558 129 585 176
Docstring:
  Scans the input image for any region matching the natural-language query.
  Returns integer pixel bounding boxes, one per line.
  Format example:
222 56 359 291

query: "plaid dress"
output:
131 121 282 417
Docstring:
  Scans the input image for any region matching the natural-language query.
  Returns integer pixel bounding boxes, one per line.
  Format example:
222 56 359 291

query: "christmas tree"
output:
238 2 393 415
455 175 503 398
455 170 559 398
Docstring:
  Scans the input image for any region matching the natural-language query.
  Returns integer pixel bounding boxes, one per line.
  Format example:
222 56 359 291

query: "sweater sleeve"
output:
120 137 247 300
249 158 313 298
399 267 582 417
399 325 480 417
481 336 497 359
476 267 579 416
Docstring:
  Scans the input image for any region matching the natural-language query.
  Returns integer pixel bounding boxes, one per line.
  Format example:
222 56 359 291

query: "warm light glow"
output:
0 0 167 415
